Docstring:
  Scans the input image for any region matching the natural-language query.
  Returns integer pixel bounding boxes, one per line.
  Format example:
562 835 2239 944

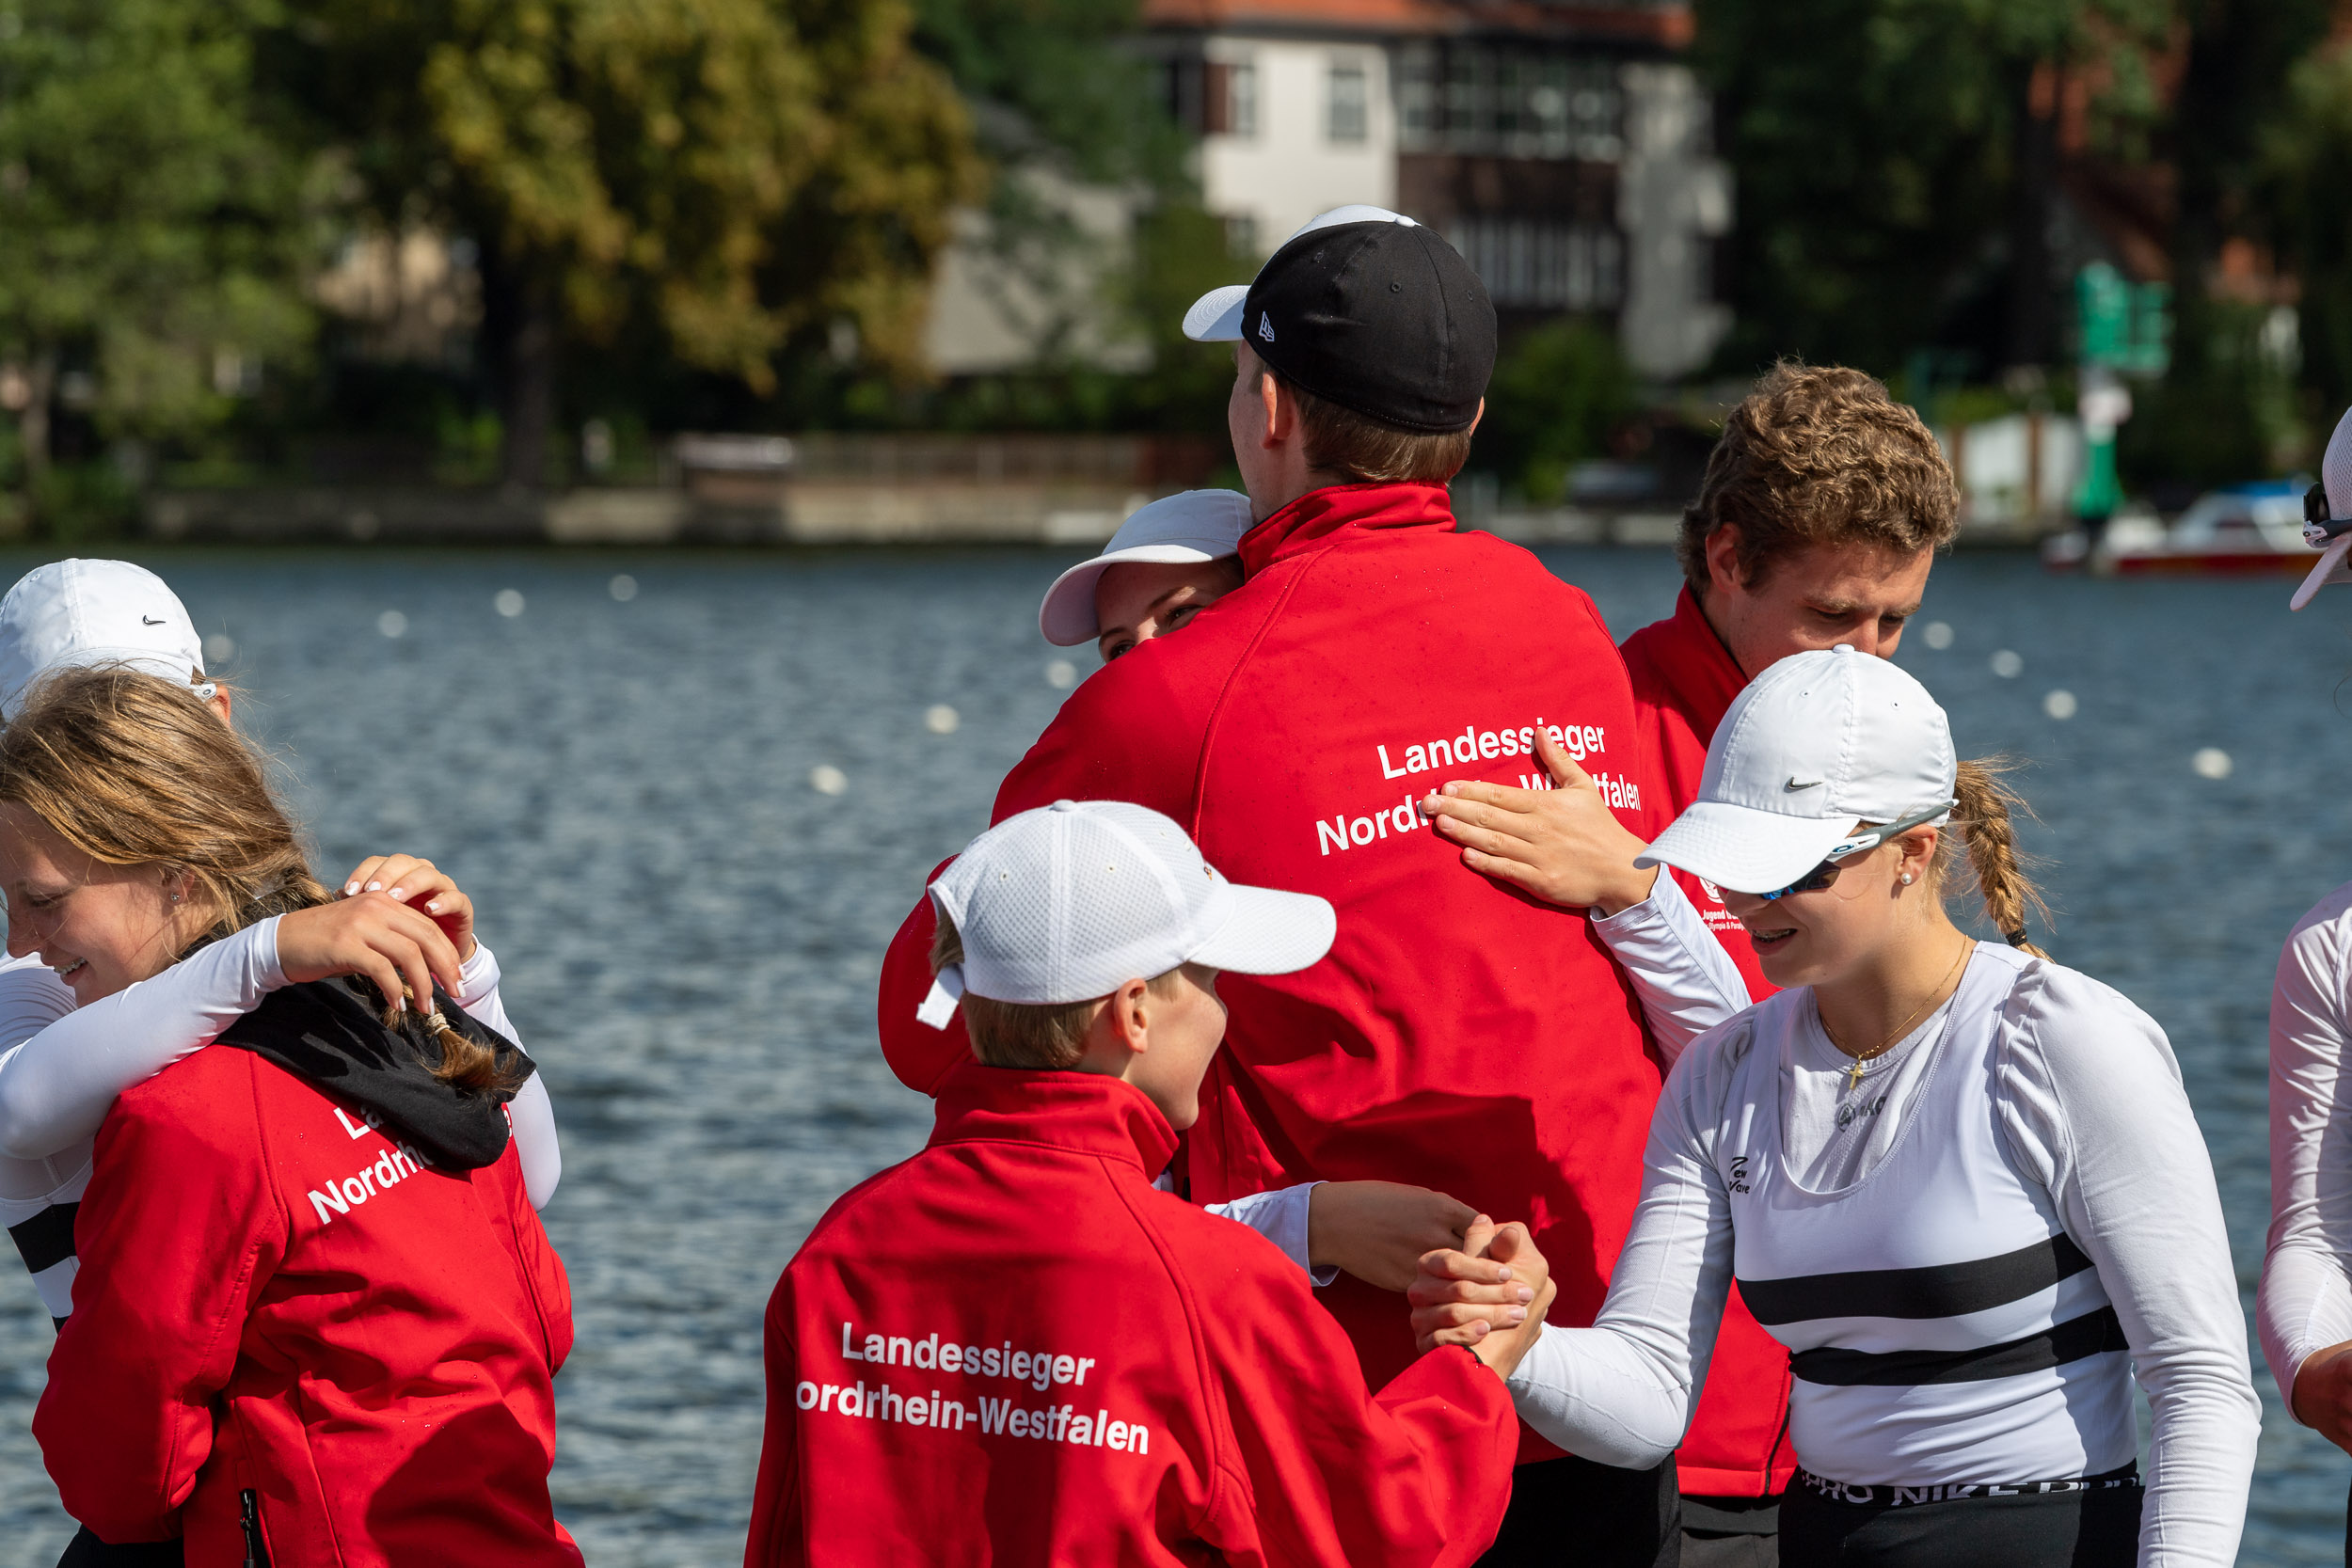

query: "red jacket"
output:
746 1063 1518 1566
1619 586 1775 1004
1618 584 1796 1499
877 482 1659 1464
36 1047 579 1567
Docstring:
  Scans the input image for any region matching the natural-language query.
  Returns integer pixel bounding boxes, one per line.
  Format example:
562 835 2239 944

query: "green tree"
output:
0 0 316 515
275 0 981 486
1695 0 2167 375
2265 39 2352 421
1477 319 1639 503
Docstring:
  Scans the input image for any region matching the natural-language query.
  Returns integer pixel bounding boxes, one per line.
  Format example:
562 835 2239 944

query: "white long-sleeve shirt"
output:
2261 878 2352 1402
1506 951 2258 1567
0 922 558 1213
1178 872 1746 1278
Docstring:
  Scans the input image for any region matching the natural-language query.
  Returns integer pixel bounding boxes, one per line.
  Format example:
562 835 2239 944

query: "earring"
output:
1899 873 1914 885
168 891 182 902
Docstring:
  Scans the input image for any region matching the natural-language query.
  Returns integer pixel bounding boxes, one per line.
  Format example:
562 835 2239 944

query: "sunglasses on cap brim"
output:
2306 483 2352 549
1756 800 1959 902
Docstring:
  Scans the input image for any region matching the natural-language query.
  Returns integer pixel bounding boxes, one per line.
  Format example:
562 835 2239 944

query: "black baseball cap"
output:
1182 206 1495 434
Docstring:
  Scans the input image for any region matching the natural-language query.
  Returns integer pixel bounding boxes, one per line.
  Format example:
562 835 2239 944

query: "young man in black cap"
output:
878 206 1722 1565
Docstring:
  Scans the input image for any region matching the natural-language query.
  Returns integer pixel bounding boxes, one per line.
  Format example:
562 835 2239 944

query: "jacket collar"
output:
1238 481 1455 577
1649 584 1750 733
929 1060 1180 1175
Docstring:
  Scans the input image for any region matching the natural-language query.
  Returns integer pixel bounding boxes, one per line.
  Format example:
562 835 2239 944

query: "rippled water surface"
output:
0 544 2346 1564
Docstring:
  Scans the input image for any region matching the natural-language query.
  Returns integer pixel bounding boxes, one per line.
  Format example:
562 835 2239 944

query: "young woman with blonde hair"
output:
1 667 577 1567
1413 647 2257 1567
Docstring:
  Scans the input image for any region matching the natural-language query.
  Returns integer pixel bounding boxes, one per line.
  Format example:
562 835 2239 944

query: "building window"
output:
1203 58 1257 137
1395 43 1620 161
1327 59 1369 143
1225 214 1259 257
1453 218 1625 309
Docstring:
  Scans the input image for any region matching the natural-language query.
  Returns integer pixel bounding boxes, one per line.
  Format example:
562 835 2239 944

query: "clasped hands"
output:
1307 1180 1555 1381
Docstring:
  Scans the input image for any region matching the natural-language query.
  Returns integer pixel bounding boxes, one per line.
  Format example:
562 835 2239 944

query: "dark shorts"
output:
56 1531 183 1568
1779 1465 2142 1568
1476 1453 1681 1568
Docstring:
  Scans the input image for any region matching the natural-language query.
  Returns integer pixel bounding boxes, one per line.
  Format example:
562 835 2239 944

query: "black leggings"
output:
1779 1469 2141 1567
56 1530 182 1568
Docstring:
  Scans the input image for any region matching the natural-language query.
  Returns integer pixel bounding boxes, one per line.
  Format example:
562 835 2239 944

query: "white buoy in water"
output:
1045 660 1077 689
1923 621 1954 650
810 765 848 796
1990 650 2023 678
2042 689 2077 720
377 610 407 639
495 589 526 618
925 704 961 735
609 574 638 602
2192 748 2233 780
203 633 235 664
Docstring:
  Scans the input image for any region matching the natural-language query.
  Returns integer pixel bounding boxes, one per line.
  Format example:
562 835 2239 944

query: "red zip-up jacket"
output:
1618 583 1795 1500
746 1062 1518 1565
877 481 1658 1464
35 1046 579 1567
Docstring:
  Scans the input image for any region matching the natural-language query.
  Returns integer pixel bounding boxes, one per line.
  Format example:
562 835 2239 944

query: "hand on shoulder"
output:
1419 728 1655 914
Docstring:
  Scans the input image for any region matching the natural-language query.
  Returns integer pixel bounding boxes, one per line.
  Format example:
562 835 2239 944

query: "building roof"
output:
1140 0 1693 45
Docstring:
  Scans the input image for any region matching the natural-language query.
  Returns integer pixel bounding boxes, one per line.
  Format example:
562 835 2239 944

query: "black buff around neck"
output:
215 976 535 1171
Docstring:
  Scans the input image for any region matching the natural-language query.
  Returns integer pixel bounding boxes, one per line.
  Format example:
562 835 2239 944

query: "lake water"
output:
0 544 2345 1564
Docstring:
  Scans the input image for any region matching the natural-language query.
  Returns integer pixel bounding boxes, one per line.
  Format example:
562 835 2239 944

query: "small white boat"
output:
2042 480 2318 576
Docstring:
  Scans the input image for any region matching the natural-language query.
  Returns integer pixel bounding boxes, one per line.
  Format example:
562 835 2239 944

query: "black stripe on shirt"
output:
1740 1232 2094 1326
1789 1306 2129 1387
8 1201 75 1276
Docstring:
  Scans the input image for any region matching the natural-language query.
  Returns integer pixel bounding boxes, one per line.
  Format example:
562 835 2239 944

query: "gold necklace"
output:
1824 939 1973 1092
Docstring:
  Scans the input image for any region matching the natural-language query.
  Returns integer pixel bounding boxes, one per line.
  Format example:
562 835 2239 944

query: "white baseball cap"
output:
1637 646 1958 895
2294 404 2352 610
916 800 1335 1027
1181 206 1421 342
0 559 208 717
1037 490 1253 646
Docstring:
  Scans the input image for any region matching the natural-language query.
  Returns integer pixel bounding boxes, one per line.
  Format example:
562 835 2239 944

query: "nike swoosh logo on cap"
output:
1784 777 1822 791
141 616 165 626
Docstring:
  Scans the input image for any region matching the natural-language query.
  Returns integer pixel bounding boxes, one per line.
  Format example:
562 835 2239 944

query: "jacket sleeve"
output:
875 662 1203 1095
34 1062 285 1543
1197 1244 1518 1567
743 1279 805 1568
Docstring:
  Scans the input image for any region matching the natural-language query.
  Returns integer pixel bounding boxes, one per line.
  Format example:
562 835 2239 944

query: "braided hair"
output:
1931 756 2050 958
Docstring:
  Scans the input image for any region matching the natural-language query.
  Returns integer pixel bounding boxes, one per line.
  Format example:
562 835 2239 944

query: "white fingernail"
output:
386 889 404 900
343 883 358 895
365 881 382 892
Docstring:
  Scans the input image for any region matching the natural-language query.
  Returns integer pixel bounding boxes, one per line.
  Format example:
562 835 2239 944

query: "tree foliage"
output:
1696 0 2168 376
0 0 317 485
272 0 982 482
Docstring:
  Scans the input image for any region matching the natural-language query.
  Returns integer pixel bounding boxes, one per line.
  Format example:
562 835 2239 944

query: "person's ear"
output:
1260 369 1289 448
205 686 233 726
1894 828 1937 890
1462 397 1486 438
1104 976 1154 1055
1703 523 1748 594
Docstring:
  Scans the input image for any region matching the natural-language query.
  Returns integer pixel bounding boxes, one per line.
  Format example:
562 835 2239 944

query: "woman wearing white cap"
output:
0 562 564 1565
2264 406 2352 1558
1412 646 2257 1566
1038 489 1253 661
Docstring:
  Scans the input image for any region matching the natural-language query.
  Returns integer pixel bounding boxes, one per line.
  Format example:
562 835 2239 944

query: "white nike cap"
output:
2294 404 2352 610
1638 645 1958 895
1181 205 1420 342
1037 490 1253 646
0 559 208 718
917 799 1335 1027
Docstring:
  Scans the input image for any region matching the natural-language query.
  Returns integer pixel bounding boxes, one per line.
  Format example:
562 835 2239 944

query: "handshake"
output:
1410 1215 1555 1382
1302 1181 1556 1381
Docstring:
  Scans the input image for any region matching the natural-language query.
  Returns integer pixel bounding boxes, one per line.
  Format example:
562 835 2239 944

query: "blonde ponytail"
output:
1935 757 2050 958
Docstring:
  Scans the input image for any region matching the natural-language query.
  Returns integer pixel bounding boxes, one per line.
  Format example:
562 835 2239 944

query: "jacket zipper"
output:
240 1488 271 1568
